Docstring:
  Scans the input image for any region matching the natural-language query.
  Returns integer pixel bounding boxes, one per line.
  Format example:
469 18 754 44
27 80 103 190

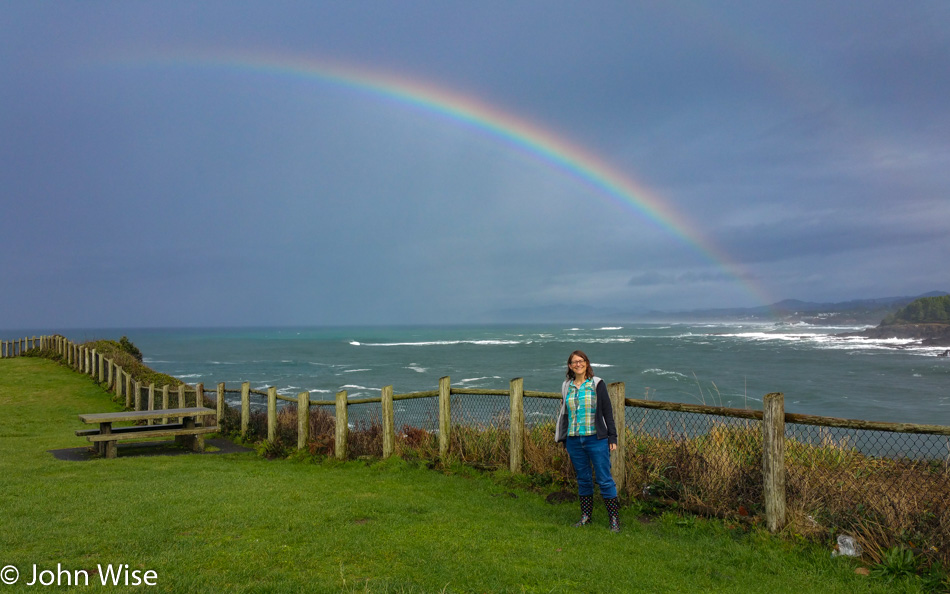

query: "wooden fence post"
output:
763 392 787 533
134 381 142 411
124 372 132 408
297 391 310 450
114 365 122 398
608 382 626 492
241 382 250 438
335 390 348 460
147 383 155 425
509 377 524 473
177 385 186 423
162 385 170 425
107 358 113 390
267 387 277 442
381 385 395 459
216 382 225 428
439 376 451 459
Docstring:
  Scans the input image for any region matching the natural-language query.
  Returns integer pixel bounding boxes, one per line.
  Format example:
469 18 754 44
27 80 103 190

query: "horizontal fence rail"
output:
8 334 950 567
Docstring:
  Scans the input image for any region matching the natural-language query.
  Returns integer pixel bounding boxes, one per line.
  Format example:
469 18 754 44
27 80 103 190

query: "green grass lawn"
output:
0 357 926 593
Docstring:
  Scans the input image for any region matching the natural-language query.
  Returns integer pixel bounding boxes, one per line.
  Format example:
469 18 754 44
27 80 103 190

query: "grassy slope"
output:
0 358 922 593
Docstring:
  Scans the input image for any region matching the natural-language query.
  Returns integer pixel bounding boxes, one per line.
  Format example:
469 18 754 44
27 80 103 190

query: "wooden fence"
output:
6 334 950 544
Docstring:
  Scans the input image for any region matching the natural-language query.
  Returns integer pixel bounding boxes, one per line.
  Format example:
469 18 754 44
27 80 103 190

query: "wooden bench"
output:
77 407 218 459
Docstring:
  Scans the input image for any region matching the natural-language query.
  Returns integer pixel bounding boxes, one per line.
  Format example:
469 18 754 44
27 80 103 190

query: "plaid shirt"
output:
566 378 596 436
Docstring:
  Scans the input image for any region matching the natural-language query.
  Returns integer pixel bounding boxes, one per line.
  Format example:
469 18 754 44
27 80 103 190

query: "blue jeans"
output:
565 435 617 499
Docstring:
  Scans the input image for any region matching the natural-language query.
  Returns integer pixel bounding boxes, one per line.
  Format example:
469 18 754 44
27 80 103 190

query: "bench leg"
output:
174 433 204 452
104 440 117 459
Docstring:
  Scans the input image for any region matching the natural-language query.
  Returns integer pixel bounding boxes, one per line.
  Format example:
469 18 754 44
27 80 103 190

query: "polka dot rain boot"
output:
573 495 593 527
605 497 621 533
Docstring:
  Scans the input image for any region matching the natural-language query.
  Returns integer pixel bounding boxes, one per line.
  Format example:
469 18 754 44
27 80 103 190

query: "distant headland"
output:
838 294 950 347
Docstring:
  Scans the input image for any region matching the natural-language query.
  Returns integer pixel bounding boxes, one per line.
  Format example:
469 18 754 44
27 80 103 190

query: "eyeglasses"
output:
570 360 586 367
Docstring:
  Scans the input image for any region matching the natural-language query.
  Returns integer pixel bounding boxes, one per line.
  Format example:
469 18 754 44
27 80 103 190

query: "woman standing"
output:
554 350 621 533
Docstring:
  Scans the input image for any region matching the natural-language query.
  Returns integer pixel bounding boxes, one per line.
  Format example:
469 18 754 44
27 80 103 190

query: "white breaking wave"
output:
458 376 502 384
343 368 371 373
349 339 522 347
596 327 623 331
407 365 427 373
642 368 688 380
721 331 920 348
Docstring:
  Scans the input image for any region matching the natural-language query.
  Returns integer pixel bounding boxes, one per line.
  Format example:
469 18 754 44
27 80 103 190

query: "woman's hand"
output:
609 443 617 452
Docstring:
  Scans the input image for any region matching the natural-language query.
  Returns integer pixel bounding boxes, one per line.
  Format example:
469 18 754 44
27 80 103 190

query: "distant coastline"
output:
481 291 949 326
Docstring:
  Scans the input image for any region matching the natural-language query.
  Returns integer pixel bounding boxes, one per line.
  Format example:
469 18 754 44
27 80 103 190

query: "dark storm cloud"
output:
1 1 949 328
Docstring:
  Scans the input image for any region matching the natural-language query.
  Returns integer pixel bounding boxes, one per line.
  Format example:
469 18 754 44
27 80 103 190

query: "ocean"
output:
42 322 950 427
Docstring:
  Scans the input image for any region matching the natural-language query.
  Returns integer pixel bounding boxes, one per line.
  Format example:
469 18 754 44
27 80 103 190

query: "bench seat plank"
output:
75 423 185 437
85 426 218 442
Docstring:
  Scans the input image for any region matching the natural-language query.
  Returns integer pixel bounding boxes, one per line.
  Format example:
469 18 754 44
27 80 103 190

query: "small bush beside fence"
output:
7 334 950 569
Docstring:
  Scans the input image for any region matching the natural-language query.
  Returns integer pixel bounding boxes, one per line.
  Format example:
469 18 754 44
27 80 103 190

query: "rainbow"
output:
107 51 770 306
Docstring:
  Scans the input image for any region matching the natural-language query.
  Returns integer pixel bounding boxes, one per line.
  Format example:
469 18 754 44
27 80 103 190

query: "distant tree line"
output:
882 296 950 325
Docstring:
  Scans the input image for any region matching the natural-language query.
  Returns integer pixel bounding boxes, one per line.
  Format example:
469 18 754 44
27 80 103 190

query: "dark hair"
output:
565 350 594 381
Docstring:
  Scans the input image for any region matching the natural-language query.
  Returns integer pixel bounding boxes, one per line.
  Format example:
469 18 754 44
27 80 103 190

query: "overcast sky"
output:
2 1 948 329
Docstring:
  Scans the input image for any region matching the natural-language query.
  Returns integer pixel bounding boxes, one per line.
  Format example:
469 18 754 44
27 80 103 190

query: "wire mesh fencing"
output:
622 408 764 517
449 393 511 467
783 421 950 564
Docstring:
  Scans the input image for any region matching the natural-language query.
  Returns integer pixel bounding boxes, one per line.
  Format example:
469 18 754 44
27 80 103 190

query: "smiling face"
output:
567 350 591 381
